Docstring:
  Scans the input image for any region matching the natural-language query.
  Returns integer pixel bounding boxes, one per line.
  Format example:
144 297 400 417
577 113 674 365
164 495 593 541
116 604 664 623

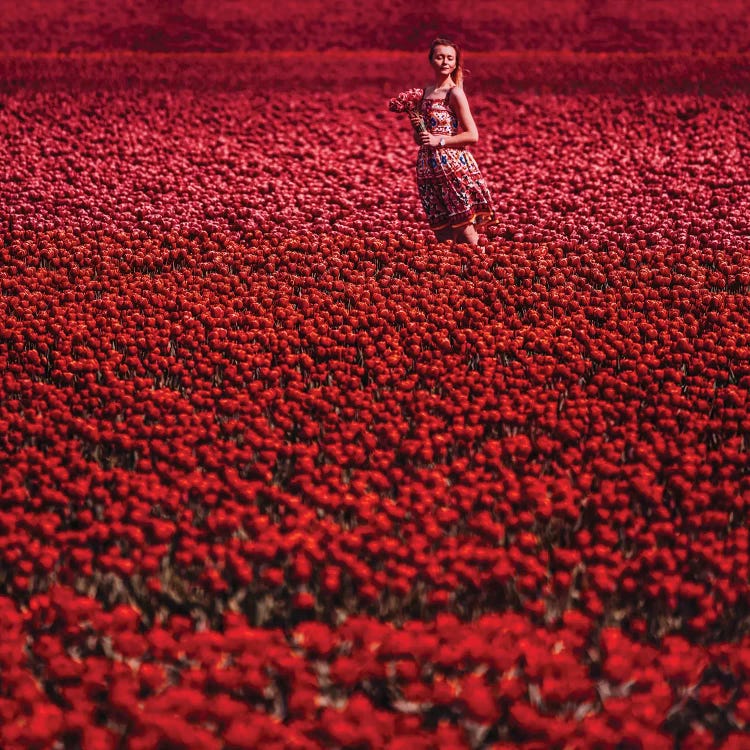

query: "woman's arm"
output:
419 87 479 148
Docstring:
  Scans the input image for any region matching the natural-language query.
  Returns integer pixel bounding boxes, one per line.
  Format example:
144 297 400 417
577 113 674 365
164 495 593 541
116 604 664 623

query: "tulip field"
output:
1 21 750 750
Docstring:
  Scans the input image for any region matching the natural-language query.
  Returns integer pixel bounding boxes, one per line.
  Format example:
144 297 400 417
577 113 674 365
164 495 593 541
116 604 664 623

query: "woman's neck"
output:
433 74 455 90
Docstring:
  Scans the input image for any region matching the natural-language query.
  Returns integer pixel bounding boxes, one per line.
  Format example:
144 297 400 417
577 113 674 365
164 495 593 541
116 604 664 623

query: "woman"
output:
409 38 495 246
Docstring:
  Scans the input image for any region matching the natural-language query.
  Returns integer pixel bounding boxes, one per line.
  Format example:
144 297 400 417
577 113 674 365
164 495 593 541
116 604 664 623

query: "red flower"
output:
459 675 499 722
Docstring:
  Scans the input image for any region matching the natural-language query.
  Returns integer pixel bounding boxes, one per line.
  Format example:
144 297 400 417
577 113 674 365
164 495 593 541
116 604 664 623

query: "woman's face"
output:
430 45 457 78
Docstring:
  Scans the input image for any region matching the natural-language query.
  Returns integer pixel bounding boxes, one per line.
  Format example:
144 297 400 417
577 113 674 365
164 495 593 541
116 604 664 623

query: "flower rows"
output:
2 222 749 745
2 226 748 625
3 85 750 243
0 54 749 747
1 1 749 53
3 51 750 96
3 588 750 748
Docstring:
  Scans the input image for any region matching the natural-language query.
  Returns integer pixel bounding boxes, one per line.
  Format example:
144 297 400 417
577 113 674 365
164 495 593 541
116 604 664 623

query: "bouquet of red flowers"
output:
388 88 426 133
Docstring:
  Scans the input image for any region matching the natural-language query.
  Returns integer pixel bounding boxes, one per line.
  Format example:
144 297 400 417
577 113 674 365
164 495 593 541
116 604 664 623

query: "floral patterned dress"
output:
416 88 495 230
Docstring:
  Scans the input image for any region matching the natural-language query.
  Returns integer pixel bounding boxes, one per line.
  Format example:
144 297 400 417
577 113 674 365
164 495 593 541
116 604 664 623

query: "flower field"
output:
1 38 750 750
2 0 750 52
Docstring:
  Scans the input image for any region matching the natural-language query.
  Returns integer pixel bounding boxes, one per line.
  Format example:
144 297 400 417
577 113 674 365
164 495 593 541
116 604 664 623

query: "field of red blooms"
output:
1 29 750 750
2 0 750 52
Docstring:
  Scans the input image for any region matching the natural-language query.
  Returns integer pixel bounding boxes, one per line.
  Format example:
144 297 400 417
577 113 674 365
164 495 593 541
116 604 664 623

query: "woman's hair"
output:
428 37 465 86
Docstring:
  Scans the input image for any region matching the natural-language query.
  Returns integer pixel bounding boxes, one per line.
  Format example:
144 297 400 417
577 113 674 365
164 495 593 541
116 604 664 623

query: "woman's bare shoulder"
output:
450 85 468 102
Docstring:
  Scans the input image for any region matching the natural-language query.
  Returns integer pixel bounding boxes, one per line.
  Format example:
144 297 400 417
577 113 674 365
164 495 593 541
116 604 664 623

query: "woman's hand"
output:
419 131 442 148
408 112 424 144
